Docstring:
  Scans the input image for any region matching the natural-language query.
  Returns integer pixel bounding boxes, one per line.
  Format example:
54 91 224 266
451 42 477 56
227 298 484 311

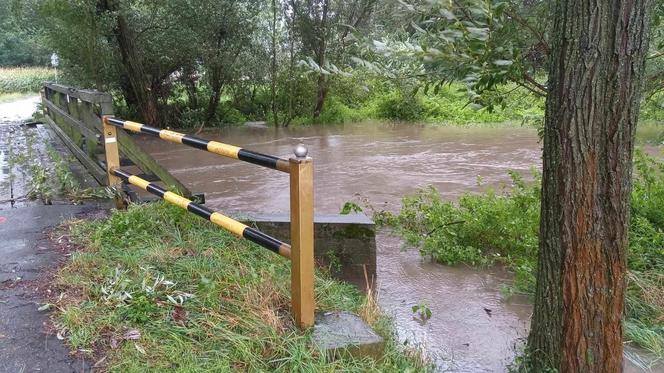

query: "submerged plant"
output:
386 151 664 356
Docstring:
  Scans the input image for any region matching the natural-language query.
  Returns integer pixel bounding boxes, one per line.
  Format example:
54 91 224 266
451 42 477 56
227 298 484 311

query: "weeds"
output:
383 150 664 356
52 202 430 371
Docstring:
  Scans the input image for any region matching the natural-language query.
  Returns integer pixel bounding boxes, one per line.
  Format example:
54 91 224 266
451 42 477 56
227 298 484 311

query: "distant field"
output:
0 67 55 95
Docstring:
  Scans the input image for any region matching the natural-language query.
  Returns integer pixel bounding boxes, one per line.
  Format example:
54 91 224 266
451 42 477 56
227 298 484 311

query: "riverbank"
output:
48 202 428 371
382 151 664 361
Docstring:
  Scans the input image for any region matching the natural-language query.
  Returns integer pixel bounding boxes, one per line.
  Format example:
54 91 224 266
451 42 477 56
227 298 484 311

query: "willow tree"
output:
383 0 656 370
528 1 655 371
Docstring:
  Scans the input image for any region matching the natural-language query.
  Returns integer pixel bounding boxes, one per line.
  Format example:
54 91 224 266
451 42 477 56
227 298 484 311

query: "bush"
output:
384 150 664 355
0 67 55 94
374 91 425 121
316 96 366 124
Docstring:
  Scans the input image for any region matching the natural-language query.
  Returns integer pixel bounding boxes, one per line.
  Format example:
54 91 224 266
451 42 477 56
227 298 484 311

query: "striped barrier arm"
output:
104 117 290 173
112 168 292 259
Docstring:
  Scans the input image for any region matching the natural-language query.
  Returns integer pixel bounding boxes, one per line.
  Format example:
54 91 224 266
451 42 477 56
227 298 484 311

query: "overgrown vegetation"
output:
380 150 664 357
51 202 429 371
2 0 660 129
0 67 55 94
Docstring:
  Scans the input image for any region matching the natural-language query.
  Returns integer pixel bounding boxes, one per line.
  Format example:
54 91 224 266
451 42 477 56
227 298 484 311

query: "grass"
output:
0 67 55 94
379 150 664 357
51 202 429 371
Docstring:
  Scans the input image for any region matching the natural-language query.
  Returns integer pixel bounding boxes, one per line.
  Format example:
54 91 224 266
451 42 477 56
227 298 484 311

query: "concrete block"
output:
239 213 376 291
312 311 384 360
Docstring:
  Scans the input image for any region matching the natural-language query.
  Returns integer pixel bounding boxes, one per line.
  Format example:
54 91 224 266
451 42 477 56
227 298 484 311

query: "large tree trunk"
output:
312 0 329 119
205 67 223 126
101 0 160 126
270 0 279 126
528 1 654 372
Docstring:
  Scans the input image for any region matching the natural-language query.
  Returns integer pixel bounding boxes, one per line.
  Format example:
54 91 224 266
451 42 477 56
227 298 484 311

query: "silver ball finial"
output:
294 144 308 158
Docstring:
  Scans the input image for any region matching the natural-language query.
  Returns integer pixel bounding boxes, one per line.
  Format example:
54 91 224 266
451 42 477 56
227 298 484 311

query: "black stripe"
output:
187 202 213 220
145 183 166 198
242 227 284 253
106 117 125 127
181 135 210 150
113 168 131 179
237 149 281 170
139 125 161 136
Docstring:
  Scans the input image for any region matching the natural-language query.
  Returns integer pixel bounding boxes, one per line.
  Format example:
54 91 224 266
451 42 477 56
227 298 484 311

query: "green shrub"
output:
316 96 366 124
374 91 425 121
0 67 55 94
384 150 664 355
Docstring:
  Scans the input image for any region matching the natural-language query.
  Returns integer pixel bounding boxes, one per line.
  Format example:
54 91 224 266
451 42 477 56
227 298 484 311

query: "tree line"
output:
2 1 661 129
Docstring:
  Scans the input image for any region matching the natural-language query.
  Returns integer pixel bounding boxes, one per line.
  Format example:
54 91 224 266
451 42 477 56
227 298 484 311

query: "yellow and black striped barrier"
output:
101 115 315 329
104 117 290 173
112 168 292 258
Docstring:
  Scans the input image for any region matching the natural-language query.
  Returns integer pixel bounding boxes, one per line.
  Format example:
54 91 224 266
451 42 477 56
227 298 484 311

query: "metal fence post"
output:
289 144 315 329
102 115 124 209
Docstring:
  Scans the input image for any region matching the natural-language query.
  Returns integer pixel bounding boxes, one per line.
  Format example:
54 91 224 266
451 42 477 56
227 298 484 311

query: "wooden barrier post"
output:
102 115 124 209
289 144 315 329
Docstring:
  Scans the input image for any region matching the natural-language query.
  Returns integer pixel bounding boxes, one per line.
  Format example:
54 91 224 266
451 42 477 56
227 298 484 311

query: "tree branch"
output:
504 9 550 54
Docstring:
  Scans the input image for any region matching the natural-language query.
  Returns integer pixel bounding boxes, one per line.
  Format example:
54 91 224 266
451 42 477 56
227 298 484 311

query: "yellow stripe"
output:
127 175 150 190
279 244 292 259
123 121 143 132
159 129 184 144
210 212 247 237
163 191 190 209
207 141 241 159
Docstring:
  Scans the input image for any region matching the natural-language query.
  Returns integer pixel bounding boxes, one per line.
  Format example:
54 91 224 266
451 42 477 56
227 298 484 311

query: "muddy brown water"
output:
141 121 662 372
143 123 534 371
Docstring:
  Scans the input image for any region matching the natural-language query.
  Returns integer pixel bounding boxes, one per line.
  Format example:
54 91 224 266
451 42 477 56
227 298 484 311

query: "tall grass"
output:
0 67 55 94
52 202 429 371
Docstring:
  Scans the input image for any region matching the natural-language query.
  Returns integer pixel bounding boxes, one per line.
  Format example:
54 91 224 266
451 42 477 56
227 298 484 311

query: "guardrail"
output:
101 116 315 329
41 83 191 196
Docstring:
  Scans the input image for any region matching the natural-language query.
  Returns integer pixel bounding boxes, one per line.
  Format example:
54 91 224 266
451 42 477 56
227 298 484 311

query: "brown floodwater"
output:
141 122 540 371
116 121 664 372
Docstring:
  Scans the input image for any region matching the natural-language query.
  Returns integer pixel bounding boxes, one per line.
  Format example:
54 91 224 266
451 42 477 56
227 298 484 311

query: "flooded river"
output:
140 121 662 372
143 123 539 371
142 123 657 372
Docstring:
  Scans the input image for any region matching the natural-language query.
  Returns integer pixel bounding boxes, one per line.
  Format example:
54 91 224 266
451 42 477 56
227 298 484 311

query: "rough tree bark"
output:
100 0 160 126
270 0 279 126
528 1 654 372
312 0 329 119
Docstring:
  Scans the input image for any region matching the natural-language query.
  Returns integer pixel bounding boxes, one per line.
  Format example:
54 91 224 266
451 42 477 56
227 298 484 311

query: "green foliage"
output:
374 91 424 121
385 151 664 355
0 0 48 66
411 302 432 322
54 202 430 371
340 201 363 215
641 92 664 122
0 67 55 94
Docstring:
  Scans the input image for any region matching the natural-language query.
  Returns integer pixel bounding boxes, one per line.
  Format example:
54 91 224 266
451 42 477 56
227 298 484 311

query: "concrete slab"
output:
240 213 377 291
312 311 384 360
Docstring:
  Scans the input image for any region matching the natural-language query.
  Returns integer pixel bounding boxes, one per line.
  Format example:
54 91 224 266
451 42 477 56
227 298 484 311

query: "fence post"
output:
102 115 124 209
290 144 315 329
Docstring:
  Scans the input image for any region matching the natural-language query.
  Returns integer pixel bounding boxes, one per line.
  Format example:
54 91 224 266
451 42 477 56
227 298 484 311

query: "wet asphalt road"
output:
0 96 105 372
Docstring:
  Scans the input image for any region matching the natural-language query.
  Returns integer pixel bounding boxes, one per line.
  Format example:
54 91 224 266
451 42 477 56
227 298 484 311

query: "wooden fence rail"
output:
41 83 191 197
